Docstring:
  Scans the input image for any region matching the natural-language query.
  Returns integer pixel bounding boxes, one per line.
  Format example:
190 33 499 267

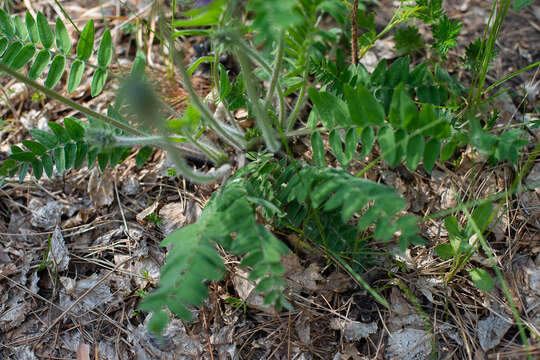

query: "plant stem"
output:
351 0 358 66
0 62 147 136
170 46 246 150
236 49 280 152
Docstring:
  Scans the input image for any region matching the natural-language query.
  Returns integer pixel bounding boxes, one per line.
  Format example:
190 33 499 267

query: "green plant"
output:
435 201 495 291
0 2 537 355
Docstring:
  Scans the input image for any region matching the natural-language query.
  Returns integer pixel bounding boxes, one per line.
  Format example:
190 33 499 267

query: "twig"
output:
351 0 359 66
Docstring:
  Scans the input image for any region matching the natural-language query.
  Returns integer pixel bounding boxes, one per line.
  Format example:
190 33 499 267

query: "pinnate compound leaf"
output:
468 268 494 291
45 54 65 89
77 20 94 61
55 18 71 55
36 12 54 49
28 49 51 79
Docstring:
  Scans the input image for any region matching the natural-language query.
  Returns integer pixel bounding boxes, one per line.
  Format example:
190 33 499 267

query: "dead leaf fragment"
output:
47 226 70 271
330 319 377 341
477 314 512 351
232 268 276 315
87 167 114 207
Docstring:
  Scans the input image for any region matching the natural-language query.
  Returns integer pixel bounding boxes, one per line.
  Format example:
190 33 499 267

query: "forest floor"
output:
0 0 539 359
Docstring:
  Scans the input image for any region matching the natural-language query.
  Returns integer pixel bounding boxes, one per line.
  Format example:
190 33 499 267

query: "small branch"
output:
351 0 358 66
0 62 148 137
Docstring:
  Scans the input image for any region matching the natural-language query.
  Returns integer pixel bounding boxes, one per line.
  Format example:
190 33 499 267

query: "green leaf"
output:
444 216 461 236
45 54 66 89
64 142 77 169
48 122 70 143
360 126 374 157
54 147 65 173
329 129 347 167
36 12 54 49
97 151 110 171
471 201 493 233
514 0 532 11
2 41 23 66
0 37 8 55
29 129 58 149
0 9 15 39
311 131 325 167
440 139 457 162
22 140 47 155
467 268 494 291
91 68 108 97
9 151 36 162
41 153 53 177
148 310 169 335
97 29 112 68
74 142 87 169
308 88 336 128
385 56 409 87
13 15 28 41
63 117 85 141
31 158 43 179
345 84 385 126
344 128 358 163
389 83 417 129
435 243 454 260
11 43 35 70
423 138 440 173
136 146 153 168
130 50 146 78
77 20 94 61
55 18 71 55
377 126 396 166
28 49 51 79
406 134 424 171
25 12 39 44
67 60 85 94
18 163 29 183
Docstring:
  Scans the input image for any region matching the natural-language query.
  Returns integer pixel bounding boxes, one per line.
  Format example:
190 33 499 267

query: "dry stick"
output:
351 0 359 66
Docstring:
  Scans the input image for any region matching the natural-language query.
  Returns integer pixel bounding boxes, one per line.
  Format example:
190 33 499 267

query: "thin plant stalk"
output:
0 62 147 137
236 49 280 152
